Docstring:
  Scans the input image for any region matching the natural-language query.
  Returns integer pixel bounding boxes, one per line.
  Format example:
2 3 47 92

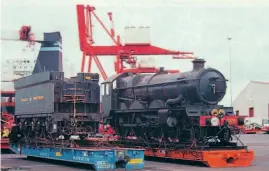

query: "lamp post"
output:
227 37 232 106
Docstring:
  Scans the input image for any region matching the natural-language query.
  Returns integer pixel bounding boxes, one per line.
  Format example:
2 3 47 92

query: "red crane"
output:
76 4 195 80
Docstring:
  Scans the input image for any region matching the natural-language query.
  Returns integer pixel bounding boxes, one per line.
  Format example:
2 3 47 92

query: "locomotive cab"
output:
101 81 113 118
101 73 128 119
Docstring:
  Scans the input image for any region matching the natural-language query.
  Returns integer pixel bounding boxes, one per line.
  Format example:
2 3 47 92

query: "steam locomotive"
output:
9 59 244 148
101 59 245 147
10 71 101 144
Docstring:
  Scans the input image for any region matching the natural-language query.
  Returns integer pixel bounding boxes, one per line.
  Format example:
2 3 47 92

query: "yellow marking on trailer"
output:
56 152 62 156
128 158 142 164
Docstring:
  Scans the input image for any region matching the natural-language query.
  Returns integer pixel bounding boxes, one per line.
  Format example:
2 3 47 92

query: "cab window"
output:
101 83 110 95
112 80 117 89
101 84 105 96
105 83 110 95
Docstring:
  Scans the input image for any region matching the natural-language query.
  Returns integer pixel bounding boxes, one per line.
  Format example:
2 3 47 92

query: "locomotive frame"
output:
101 59 245 148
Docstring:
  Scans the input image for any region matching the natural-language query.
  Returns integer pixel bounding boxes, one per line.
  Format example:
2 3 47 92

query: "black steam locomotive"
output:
10 71 101 144
101 59 244 147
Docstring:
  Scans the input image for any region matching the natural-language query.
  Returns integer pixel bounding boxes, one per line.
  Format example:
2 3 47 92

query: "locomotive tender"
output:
10 71 101 144
101 59 244 146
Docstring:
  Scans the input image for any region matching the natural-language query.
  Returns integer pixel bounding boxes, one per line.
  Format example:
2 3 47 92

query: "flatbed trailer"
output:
116 139 255 168
143 147 254 168
10 143 145 171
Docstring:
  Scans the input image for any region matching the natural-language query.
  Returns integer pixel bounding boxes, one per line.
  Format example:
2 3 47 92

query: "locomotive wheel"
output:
142 127 155 141
79 125 93 139
115 116 129 137
10 126 23 143
133 116 143 138
22 121 31 141
49 132 58 141
166 126 181 142
62 119 72 137
125 101 145 138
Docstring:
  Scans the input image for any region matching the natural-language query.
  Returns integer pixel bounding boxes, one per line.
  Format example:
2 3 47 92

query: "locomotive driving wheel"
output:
119 100 146 138
115 116 129 137
61 119 72 138
22 120 31 143
132 114 144 138
166 126 181 143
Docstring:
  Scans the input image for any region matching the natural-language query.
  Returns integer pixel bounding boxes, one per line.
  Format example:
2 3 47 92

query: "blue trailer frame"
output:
10 144 144 171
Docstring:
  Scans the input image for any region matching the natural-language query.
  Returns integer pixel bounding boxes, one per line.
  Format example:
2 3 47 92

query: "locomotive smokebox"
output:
192 58 206 71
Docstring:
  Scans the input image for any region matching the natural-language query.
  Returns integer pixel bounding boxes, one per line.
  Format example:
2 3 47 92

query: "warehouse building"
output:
232 81 269 119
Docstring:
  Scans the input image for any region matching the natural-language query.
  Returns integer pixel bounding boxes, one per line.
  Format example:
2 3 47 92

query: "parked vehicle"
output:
262 119 269 134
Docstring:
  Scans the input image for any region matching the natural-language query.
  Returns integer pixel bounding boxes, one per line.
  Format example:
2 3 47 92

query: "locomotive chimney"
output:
192 58 206 71
158 67 168 74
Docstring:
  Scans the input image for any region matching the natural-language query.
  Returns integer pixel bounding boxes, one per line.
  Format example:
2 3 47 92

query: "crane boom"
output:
1 26 52 44
1 26 33 41
76 4 195 80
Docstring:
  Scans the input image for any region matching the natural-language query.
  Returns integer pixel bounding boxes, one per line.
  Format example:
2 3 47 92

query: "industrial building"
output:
233 81 269 119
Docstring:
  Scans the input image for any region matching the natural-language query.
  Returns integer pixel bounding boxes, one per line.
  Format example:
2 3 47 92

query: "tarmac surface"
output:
1 134 269 171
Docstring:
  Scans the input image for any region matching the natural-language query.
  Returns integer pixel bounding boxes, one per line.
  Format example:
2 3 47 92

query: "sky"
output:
1 0 269 106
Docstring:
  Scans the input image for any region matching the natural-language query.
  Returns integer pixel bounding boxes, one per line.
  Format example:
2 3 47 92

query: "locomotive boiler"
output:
10 71 101 145
118 59 226 106
101 59 244 147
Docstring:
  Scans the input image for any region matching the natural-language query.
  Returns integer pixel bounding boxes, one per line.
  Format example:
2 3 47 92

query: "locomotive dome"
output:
194 59 227 104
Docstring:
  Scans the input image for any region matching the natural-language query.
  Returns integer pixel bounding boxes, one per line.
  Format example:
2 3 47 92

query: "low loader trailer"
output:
10 143 145 171
112 137 255 168
142 146 254 168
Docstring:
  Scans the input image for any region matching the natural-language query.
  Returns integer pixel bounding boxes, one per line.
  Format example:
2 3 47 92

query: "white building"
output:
232 81 269 119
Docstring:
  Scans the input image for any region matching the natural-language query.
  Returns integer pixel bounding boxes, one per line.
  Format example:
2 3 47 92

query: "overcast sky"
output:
1 0 269 106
